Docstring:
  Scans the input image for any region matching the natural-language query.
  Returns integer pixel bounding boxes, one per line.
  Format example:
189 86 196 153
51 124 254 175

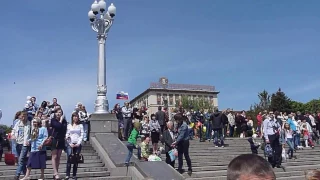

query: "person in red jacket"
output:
256 112 263 137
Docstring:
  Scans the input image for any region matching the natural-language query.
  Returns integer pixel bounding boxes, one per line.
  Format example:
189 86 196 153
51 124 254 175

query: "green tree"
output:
0 124 12 134
246 90 270 127
175 96 212 110
289 100 305 113
258 90 271 111
269 88 291 112
304 99 320 113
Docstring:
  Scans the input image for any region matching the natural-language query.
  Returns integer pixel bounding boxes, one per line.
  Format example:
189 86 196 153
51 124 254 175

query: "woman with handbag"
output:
20 118 48 180
65 112 84 179
50 109 68 180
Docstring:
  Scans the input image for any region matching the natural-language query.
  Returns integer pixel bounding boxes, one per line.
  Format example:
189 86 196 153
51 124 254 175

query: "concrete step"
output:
0 171 110 180
0 167 108 176
186 169 306 178
179 138 319 180
277 176 305 180
77 177 132 180
45 152 98 156
0 162 104 170
1 142 132 180
186 151 320 156
191 164 320 173
190 159 320 167
186 175 305 180
0 159 102 166
50 155 100 160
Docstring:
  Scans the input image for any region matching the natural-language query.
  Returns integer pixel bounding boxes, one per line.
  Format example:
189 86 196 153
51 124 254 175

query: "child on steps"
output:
125 122 142 165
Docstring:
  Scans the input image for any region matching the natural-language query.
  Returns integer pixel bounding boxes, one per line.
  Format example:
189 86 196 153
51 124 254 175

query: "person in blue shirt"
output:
286 114 296 132
172 113 192 174
21 118 48 180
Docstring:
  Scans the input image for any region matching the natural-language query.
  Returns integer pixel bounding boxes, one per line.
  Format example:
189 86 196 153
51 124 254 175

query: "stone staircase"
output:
0 143 131 180
178 138 320 180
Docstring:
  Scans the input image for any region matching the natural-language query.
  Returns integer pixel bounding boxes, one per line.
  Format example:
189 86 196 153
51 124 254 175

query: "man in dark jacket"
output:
162 121 175 167
221 111 229 137
210 108 224 147
155 106 166 134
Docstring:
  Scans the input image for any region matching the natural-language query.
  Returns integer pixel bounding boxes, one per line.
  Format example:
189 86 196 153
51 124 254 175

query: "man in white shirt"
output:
121 102 132 140
227 109 235 137
263 114 282 168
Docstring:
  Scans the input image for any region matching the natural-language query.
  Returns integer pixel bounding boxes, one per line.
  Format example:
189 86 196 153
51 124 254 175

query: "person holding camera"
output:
263 113 282 168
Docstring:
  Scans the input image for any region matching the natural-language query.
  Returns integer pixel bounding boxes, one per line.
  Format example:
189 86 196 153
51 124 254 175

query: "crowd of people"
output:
2 96 90 180
112 102 192 174
112 102 320 175
2 97 319 179
259 110 319 169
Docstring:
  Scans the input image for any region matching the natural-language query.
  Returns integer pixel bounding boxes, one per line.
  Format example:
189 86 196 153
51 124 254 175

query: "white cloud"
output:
0 70 132 126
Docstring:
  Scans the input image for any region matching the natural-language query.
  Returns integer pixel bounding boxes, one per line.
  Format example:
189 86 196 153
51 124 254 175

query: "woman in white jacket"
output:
78 106 89 142
12 111 31 179
65 112 84 179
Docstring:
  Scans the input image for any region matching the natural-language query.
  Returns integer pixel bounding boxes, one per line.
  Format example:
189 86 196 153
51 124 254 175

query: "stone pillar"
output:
89 113 118 137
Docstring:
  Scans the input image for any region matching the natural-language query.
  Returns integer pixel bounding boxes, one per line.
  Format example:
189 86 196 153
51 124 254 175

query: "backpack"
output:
264 144 273 158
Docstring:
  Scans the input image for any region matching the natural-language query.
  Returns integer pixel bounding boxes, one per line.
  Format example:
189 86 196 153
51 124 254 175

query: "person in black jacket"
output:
196 109 205 142
210 108 224 147
155 106 166 134
114 103 124 140
235 112 242 136
162 121 175 167
221 111 229 137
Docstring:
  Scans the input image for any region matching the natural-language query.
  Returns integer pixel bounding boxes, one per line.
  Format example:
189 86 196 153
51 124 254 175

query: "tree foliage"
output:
269 88 291 113
258 90 271 110
175 96 212 110
0 124 12 134
289 101 305 112
247 88 320 126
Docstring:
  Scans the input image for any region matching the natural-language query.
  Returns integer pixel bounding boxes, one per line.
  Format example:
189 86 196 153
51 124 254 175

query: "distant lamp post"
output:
88 0 117 114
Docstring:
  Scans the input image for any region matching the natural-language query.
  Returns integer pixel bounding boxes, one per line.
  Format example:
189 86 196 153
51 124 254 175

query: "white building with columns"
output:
129 77 220 116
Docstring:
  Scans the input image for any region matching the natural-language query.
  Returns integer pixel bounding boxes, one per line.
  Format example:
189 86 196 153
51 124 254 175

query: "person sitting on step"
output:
140 137 150 161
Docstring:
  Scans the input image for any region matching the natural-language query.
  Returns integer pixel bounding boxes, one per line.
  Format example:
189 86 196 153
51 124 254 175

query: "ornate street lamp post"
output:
88 0 116 114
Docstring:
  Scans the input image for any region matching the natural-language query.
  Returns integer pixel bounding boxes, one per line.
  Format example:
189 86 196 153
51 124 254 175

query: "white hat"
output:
26 96 31 100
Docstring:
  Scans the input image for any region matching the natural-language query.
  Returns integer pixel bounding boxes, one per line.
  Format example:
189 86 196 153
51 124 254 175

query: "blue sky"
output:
0 0 320 126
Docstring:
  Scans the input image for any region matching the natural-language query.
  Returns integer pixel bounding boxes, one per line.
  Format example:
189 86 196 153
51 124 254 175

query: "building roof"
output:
130 88 220 104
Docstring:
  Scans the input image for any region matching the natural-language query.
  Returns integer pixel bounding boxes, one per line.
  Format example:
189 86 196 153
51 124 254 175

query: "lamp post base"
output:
89 113 118 137
94 96 109 114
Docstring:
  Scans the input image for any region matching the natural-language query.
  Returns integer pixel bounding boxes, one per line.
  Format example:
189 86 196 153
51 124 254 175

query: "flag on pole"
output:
116 91 129 100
